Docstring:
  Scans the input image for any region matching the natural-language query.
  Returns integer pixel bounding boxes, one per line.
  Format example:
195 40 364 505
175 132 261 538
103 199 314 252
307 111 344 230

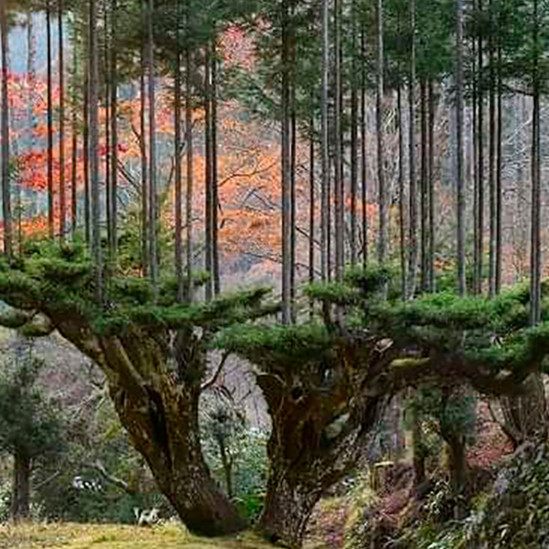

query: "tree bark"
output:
47 0 55 239
455 0 467 296
185 43 194 301
320 0 329 281
110 0 119 258
420 80 428 293
397 87 407 299
407 0 417 297
174 0 183 302
256 339 395 547
281 0 292 323
10 452 31 521
58 0 66 241
334 0 344 280
0 0 12 260
377 0 387 265
147 0 158 296
89 0 103 302
109 373 244 536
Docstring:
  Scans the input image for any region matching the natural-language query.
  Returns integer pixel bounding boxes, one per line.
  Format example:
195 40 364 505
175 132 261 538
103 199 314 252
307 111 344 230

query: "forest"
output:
0 0 549 547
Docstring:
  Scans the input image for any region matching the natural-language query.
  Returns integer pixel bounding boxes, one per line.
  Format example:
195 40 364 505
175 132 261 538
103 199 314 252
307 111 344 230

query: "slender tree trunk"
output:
309 123 315 316
456 0 467 296
377 0 387 265
71 42 78 236
530 79 541 324
488 11 496 297
321 0 329 281
10 452 31 521
47 0 55 239
110 0 118 258
147 0 158 296
104 4 112 258
475 0 484 295
420 80 428 292
334 0 344 279
58 0 66 241
495 46 502 293
281 0 292 324
398 87 407 299
185 43 194 301
290 85 297 320
175 0 183 303
83 78 90 244
140 4 148 277
350 5 358 267
211 37 220 296
204 48 212 301
407 0 417 297
361 29 368 268
0 0 12 260
89 0 103 302
428 81 436 291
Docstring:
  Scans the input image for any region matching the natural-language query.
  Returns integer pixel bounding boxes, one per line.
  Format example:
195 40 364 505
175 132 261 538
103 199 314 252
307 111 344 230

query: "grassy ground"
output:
0 522 278 549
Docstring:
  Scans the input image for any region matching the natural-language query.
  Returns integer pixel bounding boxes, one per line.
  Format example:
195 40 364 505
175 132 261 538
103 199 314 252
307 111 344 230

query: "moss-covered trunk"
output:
109 373 245 536
259 463 321 547
255 339 391 548
54 321 245 537
10 452 31 521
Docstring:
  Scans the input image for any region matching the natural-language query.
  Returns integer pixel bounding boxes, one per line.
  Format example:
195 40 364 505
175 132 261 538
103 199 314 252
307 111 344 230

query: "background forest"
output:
1 0 549 548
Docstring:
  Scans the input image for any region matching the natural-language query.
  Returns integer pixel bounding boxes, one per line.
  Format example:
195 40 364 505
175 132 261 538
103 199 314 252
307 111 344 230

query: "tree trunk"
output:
350 4 358 267
428 80 436 291
110 0 118 258
71 42 78 236
89 0 103 302
488 11 496 298
530 0 541 325
47 0 55 239
334 0 344 280
420 80 428 293
397 87 407 299
83 75 91 245
309 122 315 317
10 452 31 521
52 316 245 536
140 2 148 277
407 0 417 297
0 0 12 260
175 0 183 302
211 37 220 297
495 46 502 293
147 0 158 296
255 340 394 547
259 468 321 548
376 0 387 265
320 0 329 281
475 0 484 295
58 0 66 241
185 43 194 301
204 48 212 301
109 371 245 536
281 0 292 323
361 29 368 268
455 0 466 296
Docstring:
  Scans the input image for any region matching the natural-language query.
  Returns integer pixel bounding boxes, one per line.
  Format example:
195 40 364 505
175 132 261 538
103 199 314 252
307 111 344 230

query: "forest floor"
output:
0 522 281 549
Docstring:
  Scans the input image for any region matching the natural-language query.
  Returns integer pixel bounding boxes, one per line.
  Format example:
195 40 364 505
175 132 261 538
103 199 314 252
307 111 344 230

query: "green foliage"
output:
0 346 64 462
215 322 332 367
200 392 268 520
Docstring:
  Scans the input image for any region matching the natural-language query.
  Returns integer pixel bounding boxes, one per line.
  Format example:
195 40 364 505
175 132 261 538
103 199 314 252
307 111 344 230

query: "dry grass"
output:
0 522 277 549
